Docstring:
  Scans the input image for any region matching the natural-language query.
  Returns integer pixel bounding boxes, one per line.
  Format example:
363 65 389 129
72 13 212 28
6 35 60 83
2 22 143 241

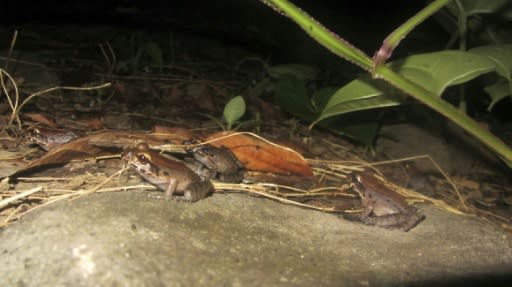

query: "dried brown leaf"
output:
206 131 313 177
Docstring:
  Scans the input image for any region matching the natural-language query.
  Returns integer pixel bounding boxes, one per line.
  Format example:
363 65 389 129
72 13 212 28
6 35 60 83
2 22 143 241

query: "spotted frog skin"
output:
350 170 425 231
188 144 244 183
122 143 213 202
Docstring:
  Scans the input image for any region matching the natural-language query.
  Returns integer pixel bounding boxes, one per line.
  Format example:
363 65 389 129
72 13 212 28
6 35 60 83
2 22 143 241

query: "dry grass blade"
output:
0 68 20 128
72 168 125 200
17 177 72 182
0 187 43 209
1 148 507 231
362 155 468 210
214 182 343 212
309 156 469 215
0 148 40 160
382 178 466 215
0 180 157 228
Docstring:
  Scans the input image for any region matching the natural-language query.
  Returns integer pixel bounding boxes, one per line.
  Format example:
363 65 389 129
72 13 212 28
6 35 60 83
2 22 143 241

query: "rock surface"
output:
376 123 501 175
1 191 511 287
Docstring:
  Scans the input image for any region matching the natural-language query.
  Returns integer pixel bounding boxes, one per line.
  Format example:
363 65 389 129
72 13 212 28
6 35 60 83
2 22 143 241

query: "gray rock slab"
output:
376 123 500 175
1 191 511 287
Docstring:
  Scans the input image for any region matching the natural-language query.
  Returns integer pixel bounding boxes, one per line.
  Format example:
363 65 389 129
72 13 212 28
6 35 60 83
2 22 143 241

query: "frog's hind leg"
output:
360 212 425 232
183 181 214 202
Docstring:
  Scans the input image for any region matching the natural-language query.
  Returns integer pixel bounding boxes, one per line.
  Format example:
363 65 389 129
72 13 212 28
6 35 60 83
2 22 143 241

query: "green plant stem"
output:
373 0 451 72
384 0 452 50
262 0 512 164
453 0 468 111
376 65 512 163
454 0 467 51
260 0 372 71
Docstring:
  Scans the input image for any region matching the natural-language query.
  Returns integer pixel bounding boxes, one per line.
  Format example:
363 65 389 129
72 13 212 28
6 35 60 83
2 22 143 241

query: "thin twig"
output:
15 82 112 119
1 69 20 128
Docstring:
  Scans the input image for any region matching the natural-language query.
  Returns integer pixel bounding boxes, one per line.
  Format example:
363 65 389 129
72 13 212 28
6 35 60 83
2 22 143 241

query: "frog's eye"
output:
138 154 150 163
352 173 361 183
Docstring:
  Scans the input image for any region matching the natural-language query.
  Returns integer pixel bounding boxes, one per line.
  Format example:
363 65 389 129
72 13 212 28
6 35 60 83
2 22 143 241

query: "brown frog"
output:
187 144 244 183
24 127 78 151
122 143 213 202
348 170 425 231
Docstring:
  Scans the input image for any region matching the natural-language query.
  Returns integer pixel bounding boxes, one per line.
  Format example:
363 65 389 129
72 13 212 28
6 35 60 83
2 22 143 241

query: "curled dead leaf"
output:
205 131 313 177
23 113 58 128
152 126 198 143
10 130 188 178
9 136 105 179
88 131 187 149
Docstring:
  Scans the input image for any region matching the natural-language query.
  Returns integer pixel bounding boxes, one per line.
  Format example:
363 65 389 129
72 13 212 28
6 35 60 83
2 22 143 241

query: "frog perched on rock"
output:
187 144 244 183
122 143 213 202
346 170 425 231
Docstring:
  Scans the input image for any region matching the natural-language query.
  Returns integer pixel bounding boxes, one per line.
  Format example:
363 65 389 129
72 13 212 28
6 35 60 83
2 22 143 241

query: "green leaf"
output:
262 0 512 165
391 50 495 95
274 76 316 120
311 87 338 112
470 44 512 81
503 5 512 20
312 50 497 130
338 122 381 146
268 64 318 80
311 77 405 127
484 80 512 111
447 0 509 16
223 96 246 129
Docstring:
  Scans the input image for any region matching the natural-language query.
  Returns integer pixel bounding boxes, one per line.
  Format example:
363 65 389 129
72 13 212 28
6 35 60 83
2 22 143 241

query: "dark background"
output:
0 0 444 60
4 0 510 121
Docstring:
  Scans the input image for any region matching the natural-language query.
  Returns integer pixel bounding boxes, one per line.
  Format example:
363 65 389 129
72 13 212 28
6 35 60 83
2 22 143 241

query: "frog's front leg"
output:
164 178 196 202
149 178 179 200
359 213 397 227
219 172 244 183
341 205 375 222
164 178 179 197
191 163 216 180
360 205 374 218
